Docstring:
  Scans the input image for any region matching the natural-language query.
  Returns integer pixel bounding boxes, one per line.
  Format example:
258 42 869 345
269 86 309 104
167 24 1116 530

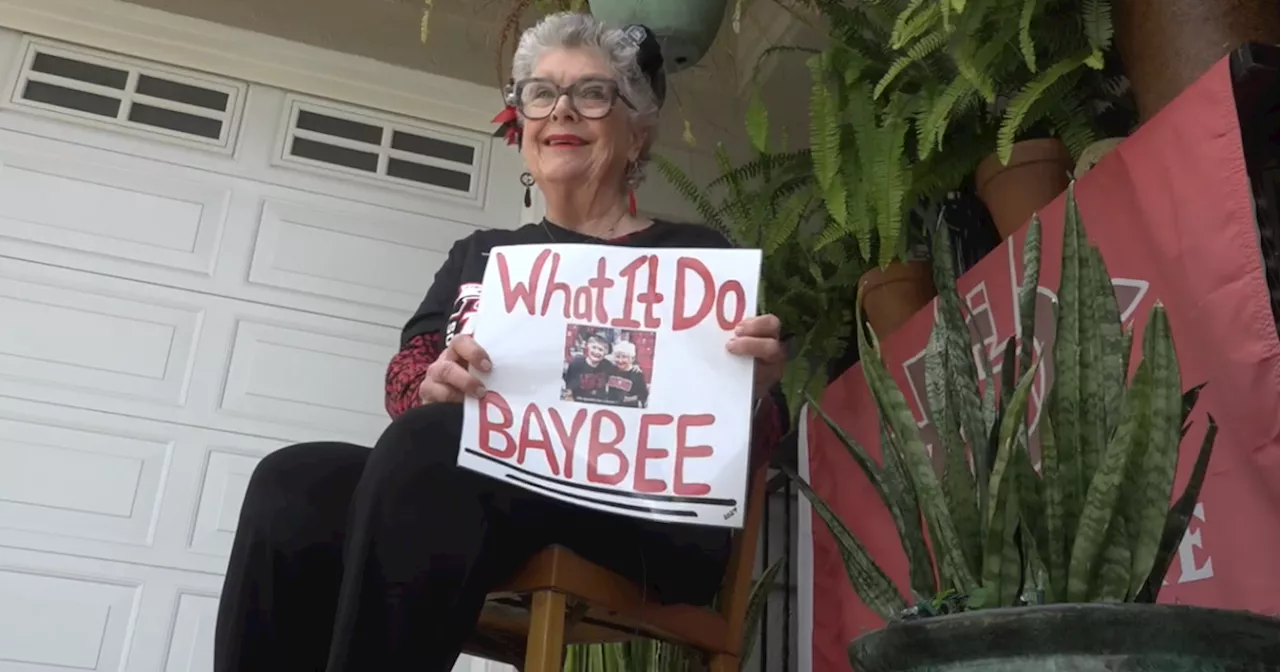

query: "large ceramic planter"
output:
849 603 1280 672
1116 0 1280 122
974 138 1073 240
588 0 728 71
858 261 936 338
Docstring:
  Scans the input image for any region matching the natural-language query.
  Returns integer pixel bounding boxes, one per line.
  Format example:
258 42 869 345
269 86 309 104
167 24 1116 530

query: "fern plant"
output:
771 0 994 266
656 104 867 415
867 0 1119 165
757 0 1127 265
787 182 1217 621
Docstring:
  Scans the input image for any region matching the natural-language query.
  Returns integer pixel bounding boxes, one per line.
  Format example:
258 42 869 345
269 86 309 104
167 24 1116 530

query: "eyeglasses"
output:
513 77 635 120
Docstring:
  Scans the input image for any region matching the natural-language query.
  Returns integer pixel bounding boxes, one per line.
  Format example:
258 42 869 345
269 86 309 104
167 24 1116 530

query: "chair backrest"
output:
713 457 771 656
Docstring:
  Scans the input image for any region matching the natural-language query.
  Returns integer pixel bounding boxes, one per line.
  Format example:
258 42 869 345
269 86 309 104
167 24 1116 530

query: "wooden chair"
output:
464 461 771 672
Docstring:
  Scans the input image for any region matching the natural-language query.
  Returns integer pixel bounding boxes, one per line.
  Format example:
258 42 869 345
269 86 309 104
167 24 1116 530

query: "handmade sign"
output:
459 243 762 528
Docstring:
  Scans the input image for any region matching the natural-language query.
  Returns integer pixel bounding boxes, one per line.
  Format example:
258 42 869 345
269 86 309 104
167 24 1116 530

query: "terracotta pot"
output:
974 138 1073 240
848 603 1280 671
859 261 936 338
1116 0 1280 122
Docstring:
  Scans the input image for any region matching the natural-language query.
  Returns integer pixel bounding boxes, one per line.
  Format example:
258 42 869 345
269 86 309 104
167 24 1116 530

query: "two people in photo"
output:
562 331 650 408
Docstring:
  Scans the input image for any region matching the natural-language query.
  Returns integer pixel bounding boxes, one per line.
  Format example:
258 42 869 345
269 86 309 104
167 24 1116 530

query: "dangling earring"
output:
520 172 535 208
628 190 637 215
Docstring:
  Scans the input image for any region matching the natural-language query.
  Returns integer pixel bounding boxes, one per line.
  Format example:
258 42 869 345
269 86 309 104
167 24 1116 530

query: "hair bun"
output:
623 24 666 108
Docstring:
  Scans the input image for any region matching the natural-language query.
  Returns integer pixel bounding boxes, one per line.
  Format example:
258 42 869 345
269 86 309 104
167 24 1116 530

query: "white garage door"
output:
0 32 528 672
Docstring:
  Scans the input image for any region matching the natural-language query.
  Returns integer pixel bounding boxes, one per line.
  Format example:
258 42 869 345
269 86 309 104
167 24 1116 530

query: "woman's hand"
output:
418 335 493 404
726 314 786 401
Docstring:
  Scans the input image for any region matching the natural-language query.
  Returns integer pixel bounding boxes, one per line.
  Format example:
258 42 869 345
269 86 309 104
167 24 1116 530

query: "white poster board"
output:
459 243 761 528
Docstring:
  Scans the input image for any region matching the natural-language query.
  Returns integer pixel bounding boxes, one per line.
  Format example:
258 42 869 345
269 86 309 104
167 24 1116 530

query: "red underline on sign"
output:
463 448 738 508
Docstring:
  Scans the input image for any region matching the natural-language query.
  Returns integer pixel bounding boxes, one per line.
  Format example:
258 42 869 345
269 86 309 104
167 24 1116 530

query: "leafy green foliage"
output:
852 0 1117 163
790 182 1218 618
655 134 866 415
754 0 1127 265
563 640 697 672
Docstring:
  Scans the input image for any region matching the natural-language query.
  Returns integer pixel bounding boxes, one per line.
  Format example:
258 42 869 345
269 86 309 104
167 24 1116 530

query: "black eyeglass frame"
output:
511 77 636 120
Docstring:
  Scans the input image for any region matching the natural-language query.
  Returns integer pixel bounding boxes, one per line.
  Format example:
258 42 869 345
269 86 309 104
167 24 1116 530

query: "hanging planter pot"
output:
974 138 1074 240
1116 0 1280 122
588 0 729 72
858 260 937 338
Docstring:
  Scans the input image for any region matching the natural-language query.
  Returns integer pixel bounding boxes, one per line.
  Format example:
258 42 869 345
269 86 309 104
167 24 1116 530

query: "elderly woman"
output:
606 340 649 407
213 12 785 672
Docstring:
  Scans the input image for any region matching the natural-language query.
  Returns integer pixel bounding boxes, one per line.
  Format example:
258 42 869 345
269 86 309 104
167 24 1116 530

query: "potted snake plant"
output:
788 183 1280 670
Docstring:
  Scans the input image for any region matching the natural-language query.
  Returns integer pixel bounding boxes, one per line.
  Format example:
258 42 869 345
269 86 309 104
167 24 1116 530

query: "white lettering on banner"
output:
1160 502 1214 587
457 245 762 528
1177 502 1215 584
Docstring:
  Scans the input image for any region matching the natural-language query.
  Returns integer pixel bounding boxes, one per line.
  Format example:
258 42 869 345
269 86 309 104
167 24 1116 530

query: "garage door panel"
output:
0 395 284 575
0 564 139 672
0 414 172 547
0 129 231 277
0 266 203 406
245 196 470 314
219 319 391 437
187 447 261 559
164 591 219 672
0 545 226 672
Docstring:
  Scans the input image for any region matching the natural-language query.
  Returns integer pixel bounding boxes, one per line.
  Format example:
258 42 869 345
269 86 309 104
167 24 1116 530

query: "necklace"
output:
541 213 627 243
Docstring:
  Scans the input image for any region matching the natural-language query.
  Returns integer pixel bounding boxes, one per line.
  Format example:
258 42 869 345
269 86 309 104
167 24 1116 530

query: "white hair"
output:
511 11 661 189
612 340 636 358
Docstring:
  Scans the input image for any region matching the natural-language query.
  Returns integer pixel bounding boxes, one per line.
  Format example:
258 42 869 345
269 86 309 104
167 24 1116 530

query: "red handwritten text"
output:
496 250 741 331
477 392 716 496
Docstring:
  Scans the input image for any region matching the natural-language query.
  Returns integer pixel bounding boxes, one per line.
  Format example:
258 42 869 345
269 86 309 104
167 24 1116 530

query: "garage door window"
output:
4 37 246 153
276 95 486 201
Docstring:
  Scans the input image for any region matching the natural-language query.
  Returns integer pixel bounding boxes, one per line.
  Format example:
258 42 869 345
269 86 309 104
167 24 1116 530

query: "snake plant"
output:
788 181 1217 618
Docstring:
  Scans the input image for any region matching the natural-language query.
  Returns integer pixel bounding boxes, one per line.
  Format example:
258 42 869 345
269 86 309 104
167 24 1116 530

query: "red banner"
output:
801 57 1280 671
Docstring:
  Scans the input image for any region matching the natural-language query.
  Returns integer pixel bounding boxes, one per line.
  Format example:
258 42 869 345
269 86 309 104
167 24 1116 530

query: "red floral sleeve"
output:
384 332 443 419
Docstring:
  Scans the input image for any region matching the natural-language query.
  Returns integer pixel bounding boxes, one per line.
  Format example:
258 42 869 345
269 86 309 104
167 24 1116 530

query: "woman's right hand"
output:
418 335 492 404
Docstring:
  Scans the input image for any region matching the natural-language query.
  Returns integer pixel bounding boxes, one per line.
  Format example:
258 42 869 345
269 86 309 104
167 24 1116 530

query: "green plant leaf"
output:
926 322 982 577
1088 244 1127 443
880 416 938 600
1040 414 1066 601
784 464 909 619
747 90 770 154
741 557 785 667
1018 0 1039 71
1137 415 1217 603
1066 331 1152 602
1051 183 1088 544
1080 0 1115 53
857 292 979 594
1018 215 1042 382
983 362 1039 606
931 224 990 512
1181 382 1207 432
1092 500 1131 601
808 55 840 192
807 397 937 599
1124 305 1184 597
999 334 1018 415
1015 434 1048 583
996 52 1091 164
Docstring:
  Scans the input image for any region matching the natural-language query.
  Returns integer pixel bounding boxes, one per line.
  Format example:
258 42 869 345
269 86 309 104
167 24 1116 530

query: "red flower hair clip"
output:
492 79 521 147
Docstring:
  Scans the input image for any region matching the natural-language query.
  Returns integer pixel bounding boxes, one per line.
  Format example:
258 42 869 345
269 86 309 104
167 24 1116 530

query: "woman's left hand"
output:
727 314 786 401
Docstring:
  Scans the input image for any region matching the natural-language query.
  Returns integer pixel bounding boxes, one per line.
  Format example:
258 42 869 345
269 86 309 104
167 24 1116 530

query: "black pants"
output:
214 402 732 672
